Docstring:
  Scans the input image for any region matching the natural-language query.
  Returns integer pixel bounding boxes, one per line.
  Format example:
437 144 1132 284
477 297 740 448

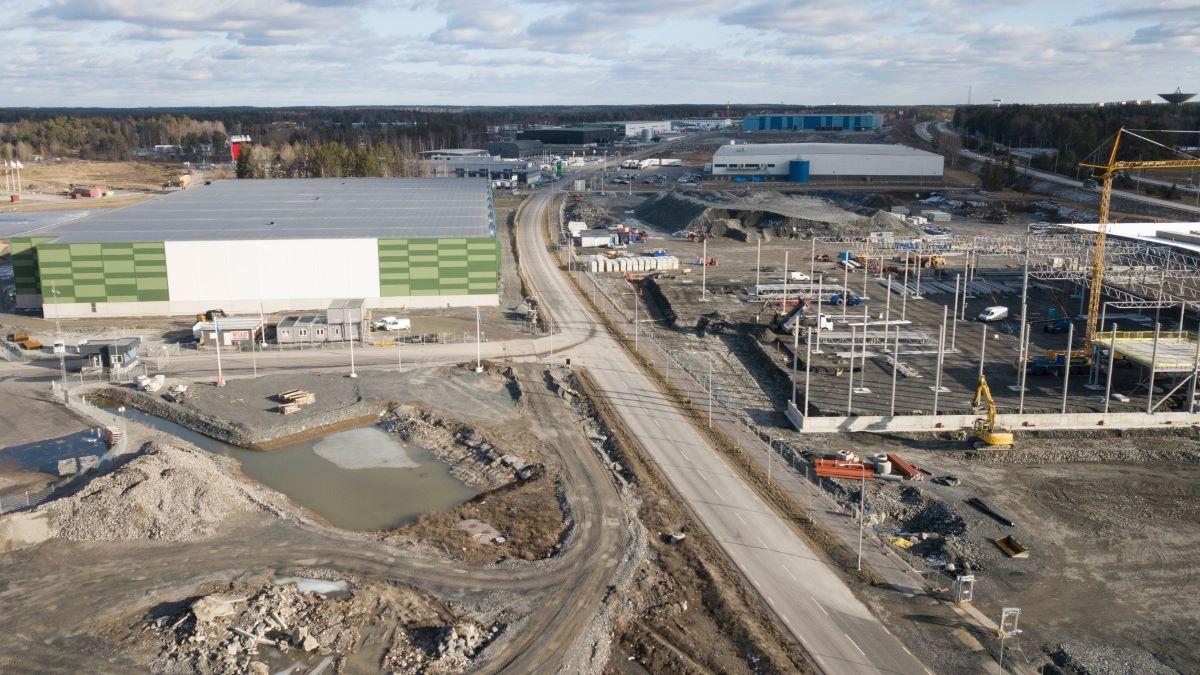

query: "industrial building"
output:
12 178 500 319
486 140 544 159
425 156 543 186
517 127 618 145
605 121 672 139
741 113 881 132
418 149 488 159
673 118 735 130
711 142 943 181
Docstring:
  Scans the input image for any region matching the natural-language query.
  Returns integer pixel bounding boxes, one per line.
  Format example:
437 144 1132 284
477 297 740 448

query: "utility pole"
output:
1061 322 1074 414
701 237 708 302
214 317 225 387
475 306 483 373
347 313 357 378
857 468 866 571
756 235 762 289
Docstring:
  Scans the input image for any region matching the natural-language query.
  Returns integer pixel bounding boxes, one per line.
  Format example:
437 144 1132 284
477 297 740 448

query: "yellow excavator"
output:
970 373 1014 448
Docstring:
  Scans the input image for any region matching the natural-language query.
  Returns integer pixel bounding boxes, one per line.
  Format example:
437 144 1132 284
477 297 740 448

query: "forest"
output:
955 102 1200 168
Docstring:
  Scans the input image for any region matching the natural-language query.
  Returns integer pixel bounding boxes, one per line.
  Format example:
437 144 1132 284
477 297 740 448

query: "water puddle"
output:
102 406 476 531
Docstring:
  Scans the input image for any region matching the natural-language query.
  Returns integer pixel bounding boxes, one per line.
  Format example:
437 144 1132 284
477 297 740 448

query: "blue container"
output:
788 160 810 183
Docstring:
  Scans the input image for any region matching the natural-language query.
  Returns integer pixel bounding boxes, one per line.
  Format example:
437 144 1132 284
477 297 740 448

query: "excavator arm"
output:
972 374 998 431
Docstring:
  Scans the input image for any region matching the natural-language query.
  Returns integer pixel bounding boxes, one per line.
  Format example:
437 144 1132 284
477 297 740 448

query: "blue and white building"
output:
741 113 881 132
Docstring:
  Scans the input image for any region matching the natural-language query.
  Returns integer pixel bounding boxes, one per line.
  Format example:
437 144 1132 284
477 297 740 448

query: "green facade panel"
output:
35 241 170 304
378 237 499 297
11 237 52 295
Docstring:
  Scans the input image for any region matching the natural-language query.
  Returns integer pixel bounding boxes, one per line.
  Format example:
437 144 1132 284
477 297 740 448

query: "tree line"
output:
954 102 1200 170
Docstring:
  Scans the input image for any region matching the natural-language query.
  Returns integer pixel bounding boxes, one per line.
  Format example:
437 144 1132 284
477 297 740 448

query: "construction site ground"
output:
0 347 803 673
573 194 1200 672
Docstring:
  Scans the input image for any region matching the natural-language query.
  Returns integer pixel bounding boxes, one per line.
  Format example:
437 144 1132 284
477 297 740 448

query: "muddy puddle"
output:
104 406 477 531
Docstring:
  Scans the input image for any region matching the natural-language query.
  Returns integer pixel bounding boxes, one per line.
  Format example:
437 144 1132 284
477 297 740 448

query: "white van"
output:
977 306 1009 322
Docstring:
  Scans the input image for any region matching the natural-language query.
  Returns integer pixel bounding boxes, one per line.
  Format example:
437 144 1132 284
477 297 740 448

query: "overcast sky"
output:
2 0 1197 107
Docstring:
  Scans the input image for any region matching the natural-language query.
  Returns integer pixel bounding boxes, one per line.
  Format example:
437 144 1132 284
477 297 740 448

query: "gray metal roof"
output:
715 143 936 158
36 178 495 243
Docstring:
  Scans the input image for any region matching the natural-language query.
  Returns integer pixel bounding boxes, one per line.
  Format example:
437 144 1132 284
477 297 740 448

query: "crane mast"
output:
1079 129 1200 351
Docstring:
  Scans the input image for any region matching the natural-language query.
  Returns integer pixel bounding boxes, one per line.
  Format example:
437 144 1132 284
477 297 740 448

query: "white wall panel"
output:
165 239 380 302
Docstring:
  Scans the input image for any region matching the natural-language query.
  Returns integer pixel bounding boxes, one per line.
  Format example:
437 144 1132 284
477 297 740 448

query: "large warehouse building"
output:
517 126 618 145
741 113 881 132
711 142 943 181
12 178 500 319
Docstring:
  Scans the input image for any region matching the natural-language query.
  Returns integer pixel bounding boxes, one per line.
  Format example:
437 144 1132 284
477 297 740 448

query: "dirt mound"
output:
635 190 920 239
42 442 274 541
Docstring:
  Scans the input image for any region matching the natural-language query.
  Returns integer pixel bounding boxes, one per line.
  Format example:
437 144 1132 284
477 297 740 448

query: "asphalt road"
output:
516 183 930 674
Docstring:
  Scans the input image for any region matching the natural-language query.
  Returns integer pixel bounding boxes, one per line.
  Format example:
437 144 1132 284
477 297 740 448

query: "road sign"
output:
1000 607 1021 636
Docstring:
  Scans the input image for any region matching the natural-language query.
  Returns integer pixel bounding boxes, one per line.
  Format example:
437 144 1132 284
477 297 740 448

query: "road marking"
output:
713 489 727 503
901 646 913 656
782 565 797 582
844 633 865 656
757 536 769 549
811 596 830 616
734 512 747 525
767 596 774 605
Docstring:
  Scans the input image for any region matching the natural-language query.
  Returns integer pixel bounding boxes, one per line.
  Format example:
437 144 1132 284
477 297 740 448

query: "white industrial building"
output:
611 121 673 139
673 118 735 130
711 143 944 181
13 179 501 319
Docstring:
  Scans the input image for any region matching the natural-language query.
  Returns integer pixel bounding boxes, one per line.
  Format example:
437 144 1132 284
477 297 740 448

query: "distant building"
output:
425 156 543 186
418 149 489 159
518 127 619 145
673 118 735 130
711 142 943 181
603 121 672 139
486 140 544 159
741 113 881 132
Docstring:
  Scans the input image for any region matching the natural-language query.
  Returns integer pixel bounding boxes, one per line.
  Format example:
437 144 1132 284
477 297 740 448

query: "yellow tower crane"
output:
1078 129 1200 351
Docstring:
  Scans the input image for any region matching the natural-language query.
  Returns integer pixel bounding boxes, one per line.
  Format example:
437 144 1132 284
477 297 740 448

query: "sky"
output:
1 0 1198 107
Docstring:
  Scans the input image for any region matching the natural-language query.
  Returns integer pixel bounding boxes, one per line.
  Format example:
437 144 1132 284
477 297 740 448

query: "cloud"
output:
30 0 364 46
1076 1 1200 25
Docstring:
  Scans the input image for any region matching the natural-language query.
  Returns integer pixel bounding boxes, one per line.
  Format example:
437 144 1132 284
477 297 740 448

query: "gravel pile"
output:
950 436 1200 465
42 442 274 542
1051 639 1177 675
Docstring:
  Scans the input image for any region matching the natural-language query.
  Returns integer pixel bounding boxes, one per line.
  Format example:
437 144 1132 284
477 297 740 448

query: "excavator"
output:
970 373 1014 448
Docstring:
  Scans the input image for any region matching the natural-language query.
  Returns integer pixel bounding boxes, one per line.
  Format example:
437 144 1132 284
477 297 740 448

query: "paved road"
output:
516 185 929 674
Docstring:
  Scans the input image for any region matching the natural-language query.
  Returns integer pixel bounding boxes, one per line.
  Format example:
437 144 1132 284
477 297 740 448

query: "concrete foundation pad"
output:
787 400 1200 434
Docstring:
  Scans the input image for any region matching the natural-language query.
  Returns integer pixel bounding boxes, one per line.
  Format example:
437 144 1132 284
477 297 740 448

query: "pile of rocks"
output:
1050 639 1176 675
41 442 276 542
141 580 361 674
383 406 536 489
383 621 498 674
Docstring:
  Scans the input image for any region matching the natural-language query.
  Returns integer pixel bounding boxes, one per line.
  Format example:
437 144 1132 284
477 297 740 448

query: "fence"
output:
0 485 54 516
